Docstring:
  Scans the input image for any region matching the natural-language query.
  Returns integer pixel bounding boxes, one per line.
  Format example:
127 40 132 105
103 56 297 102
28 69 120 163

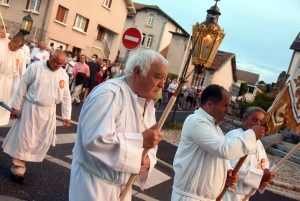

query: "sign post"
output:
122 27 143 64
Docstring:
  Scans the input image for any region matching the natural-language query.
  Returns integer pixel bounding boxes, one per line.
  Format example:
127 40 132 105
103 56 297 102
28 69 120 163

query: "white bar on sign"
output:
124 35 139 42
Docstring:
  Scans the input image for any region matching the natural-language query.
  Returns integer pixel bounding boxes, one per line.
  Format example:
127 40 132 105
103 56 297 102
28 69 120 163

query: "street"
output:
0 102 297 201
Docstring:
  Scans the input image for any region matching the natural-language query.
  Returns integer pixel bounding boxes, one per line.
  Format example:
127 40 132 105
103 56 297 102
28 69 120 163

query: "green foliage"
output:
258 80 266 84
168 73 178 80
238 82 248 96
257 85 267 93
239 93 275 114
265 84 272 93
167 122 183 130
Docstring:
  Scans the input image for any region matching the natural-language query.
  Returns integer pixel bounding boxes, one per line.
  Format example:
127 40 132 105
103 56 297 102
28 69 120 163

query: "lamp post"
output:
19 12 33 35
171 0 225 122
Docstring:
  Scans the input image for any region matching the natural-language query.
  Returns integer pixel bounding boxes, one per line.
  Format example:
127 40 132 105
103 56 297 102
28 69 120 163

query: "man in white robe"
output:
223 107 276 201
172 85 267 201
0 34 26 126
69 50 168 201
0 25 9 45
2 49 71 184
30 42 49 63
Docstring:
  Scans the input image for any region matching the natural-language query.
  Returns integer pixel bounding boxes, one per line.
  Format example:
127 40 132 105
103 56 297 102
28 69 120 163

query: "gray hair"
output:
125 50 168 77
51 49 66 62
243 106 266 118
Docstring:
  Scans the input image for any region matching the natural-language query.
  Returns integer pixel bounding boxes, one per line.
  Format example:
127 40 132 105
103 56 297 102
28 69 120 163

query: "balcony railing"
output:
93 38 110 59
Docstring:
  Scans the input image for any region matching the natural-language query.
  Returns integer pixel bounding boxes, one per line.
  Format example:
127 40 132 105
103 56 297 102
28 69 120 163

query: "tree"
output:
266 84 272 93
258 80 266 85
257 84 266 93
239 93 275 114
238 82 248 96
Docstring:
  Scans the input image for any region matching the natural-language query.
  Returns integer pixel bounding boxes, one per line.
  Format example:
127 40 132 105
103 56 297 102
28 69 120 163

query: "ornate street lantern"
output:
20 12 33 35
192 0 225 72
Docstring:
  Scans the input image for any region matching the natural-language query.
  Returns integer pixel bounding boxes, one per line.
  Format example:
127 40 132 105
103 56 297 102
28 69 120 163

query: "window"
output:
26 0 41 12
146 35 153 48
141 33 146 46
147 14 154 26
74 14 89 32
248 86 255 94
55 5 68 23
0 0 10 5
103 0 112 8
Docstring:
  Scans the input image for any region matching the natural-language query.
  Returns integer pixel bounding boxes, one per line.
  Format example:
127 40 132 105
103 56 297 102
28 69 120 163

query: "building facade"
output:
288 32 300 75
0 0 135 60
118 2 188 61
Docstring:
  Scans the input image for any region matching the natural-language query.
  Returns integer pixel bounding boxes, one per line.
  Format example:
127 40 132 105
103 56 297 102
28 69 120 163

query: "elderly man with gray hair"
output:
69 50 168 201
30 41 50 62
223 106 276 201
2 49 71 184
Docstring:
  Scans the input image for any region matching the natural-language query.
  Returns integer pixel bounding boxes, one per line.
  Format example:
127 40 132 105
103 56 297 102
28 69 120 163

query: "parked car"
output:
154 90 162 111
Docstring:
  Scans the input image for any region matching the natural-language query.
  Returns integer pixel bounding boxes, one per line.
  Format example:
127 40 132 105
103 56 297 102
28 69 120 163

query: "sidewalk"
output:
160 129 300 200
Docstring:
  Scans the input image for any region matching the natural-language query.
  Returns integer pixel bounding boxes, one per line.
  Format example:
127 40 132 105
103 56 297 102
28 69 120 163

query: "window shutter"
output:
84 19 89 32
108 0 112 8
25 0 30 9
56 5 66 22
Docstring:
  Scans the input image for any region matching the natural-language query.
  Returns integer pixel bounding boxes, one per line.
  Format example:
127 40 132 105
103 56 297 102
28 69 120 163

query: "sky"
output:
135 0 300 83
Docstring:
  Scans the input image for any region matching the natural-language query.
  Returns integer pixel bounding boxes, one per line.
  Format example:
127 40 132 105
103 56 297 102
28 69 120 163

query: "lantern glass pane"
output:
209 36 221 62
200 35 213 60
27 22 33 32
193 39 199 58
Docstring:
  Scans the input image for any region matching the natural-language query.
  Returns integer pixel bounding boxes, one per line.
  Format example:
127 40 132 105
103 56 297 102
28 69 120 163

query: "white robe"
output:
0 43 26 126
2 61 71 162
172 109 257 201
69 76 157 201
30 47 49 62
21 44 31 65
223 128 269 201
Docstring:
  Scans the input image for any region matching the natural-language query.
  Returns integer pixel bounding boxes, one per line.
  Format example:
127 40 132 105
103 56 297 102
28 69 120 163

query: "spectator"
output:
167 79 178 100
69 54 90 105
30 42 49 62
82 54 100 102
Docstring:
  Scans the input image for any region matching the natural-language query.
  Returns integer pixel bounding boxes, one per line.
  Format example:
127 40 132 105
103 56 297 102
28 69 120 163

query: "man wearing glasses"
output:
69 50 167 201
68 54 90 105
2 49 71 184
223 106 276 201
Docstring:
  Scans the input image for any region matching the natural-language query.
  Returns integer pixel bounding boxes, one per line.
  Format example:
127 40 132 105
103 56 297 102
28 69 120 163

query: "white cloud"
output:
237 62 279 83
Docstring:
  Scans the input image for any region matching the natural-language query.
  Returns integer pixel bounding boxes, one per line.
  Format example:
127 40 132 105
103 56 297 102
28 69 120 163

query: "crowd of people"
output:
0 27 276 201
163 78 203 110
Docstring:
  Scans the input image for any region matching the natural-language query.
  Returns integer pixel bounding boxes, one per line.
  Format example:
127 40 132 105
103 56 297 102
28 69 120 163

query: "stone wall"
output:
3 19 47 43
220 115 242 134
271 71 289 97
279 129 300 144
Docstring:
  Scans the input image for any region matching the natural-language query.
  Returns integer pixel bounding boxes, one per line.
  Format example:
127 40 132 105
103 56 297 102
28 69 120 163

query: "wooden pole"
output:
216 155 247 201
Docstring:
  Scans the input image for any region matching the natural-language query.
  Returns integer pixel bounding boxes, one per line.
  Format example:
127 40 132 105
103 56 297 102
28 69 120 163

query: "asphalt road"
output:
0 101 297 201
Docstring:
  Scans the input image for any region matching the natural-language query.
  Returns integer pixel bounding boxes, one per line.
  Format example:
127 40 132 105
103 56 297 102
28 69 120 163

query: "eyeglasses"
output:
153 75 166 83
248 117 261 124
52 57 65 66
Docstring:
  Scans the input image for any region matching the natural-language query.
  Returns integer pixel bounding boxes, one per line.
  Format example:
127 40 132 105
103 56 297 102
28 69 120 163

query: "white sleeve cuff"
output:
119 132 144 174
244 166 264 189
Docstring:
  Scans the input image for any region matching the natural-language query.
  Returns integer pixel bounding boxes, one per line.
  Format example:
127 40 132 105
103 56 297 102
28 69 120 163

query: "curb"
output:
157 158 300 193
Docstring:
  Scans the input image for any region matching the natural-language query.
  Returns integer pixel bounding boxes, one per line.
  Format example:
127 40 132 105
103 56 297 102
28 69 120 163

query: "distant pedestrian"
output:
30 42 49 63
167 79 178 99
82 54 100 102
2 49 71 184
69 55 90 105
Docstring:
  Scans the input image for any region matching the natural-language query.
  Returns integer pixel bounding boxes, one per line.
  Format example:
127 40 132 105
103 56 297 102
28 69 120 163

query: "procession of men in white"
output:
0 32 276 201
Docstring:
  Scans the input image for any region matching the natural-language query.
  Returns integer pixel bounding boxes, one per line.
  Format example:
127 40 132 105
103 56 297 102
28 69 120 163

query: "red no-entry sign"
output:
122 27 142 50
